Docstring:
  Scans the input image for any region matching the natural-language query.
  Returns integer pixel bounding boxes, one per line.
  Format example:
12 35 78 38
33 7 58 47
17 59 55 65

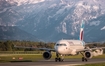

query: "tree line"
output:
0 40 55 51
0 40 105 53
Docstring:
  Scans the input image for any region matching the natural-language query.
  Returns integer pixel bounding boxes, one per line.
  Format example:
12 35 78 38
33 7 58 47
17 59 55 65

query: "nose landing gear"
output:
55 53 64 62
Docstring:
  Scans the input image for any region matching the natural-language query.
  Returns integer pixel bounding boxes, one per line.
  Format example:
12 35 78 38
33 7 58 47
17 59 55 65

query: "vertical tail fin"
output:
79 20 85 41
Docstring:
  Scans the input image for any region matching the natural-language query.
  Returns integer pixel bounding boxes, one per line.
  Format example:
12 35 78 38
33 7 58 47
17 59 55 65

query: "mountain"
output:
0 0 105 42
85 14 105 42
0 26 38 41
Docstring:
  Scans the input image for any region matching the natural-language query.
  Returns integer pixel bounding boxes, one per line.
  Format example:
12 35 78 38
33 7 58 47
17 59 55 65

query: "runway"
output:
0 59 105 66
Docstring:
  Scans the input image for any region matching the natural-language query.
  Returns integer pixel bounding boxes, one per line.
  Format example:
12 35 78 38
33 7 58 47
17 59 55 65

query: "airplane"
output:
14 20 105 62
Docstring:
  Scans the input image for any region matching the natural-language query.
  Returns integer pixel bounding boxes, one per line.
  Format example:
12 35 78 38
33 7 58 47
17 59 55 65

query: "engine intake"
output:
84 51 93 59
43 51 52 60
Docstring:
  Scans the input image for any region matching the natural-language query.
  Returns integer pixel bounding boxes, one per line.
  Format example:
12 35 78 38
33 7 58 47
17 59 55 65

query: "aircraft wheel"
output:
55 58 58 62
58 58 61 62
84 58 88 62
82 57 88 62
55 58 64 62
82 57 85 62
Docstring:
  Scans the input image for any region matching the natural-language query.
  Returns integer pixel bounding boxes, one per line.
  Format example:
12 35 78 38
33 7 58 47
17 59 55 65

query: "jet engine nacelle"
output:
43 51 52 60
84 51 93 59
93 49 103 56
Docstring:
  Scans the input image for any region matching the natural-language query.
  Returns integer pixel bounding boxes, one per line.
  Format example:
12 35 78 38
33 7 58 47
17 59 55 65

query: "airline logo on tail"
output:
79 20 85 41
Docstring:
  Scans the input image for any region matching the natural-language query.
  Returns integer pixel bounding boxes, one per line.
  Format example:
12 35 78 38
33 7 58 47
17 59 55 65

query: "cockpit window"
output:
56 44 66 46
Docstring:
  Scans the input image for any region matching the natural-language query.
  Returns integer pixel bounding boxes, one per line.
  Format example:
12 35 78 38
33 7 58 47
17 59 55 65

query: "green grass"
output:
77 63 105 66
64 54 105 59
0 53 105 63
93 55 105 58
0 54 43 62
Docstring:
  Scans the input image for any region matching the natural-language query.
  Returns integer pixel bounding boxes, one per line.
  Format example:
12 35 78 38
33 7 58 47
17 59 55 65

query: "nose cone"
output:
57 47 62 54
56 47 65 54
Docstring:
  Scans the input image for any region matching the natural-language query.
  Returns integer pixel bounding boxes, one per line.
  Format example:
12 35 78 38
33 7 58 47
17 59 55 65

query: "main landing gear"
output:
80 52 88 62
82 57 88 62
55 53 64 62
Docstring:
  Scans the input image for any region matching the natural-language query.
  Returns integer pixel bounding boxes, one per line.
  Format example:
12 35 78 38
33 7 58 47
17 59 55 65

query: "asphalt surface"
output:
0 59 105 66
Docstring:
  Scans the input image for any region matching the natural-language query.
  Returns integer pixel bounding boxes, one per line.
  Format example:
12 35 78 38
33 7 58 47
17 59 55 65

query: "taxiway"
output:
0 59 105 66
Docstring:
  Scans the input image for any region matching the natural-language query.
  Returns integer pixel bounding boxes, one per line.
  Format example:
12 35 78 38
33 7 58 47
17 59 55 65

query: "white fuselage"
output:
54 40 85 55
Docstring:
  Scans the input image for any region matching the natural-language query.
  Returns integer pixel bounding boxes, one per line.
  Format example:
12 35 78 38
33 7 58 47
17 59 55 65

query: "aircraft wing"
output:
14 45 55 52
76 47 105 52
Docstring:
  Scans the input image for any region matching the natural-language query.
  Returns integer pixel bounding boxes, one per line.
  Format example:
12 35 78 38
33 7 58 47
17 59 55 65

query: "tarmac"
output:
0 58 105 66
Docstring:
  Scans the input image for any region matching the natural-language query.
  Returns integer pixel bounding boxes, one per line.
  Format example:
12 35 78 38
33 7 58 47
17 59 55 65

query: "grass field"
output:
0 52 105 62
0 54 43 62
0 51 105 62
